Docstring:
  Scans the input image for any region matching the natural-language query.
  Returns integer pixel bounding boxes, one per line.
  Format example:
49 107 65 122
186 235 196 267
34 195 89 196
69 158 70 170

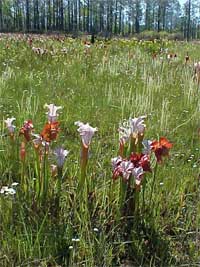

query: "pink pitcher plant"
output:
112 116 173 217
5 103 63 204
194 62 200 85
75 121 97 189
4 117 16 140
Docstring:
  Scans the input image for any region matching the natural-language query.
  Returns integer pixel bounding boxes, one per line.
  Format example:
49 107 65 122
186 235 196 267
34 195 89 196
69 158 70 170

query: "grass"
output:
0 34 200 266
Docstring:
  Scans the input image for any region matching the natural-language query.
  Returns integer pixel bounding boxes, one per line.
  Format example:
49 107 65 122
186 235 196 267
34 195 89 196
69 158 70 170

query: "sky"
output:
179 0 185 5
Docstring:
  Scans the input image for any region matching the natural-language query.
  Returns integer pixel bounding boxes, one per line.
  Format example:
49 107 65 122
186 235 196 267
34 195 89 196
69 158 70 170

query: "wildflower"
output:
75 121 97 187
111 156 123 170
40 122 60 142
0 186 16 195
194 62 200 72
129 116 146 137
11 182 19 187
112 160 134 182
54 147 69 168
5 117 16 135
185 53 189 63
5 188 16 195
151 137 173 163
19 120 34 142
72 238 80 242
130 153 151 172
28 38 32 46
129 153 142 166
167 54 171 60
132 167 144 186
32 47 40 54
85 44 91 49
139 154 151 172
50 164 57 177
32 133 43 148
152 53 157 59
118 121 131 156
167 53 175 60
75 121 97 148
0 186 8 194
44 103 62 123
61 47 67 54
142 139 152 155
194 62 200 84
118 121 131 144
84 41 91 48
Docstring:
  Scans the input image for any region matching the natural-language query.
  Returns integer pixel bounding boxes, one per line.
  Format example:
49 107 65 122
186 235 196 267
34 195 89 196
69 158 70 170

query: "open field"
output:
0 34 200 267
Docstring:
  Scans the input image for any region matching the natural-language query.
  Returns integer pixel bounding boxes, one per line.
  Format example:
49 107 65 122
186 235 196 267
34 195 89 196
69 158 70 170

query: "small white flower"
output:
6 188 16 195
75 121 98 148
0 186 16 195
44 103 62 122
5 117 16 134
54 147 69 167
1 187 6 194
72 238 80 242
11 182 19 187
129 116 146 136
61 47 68 53
0 186 8 193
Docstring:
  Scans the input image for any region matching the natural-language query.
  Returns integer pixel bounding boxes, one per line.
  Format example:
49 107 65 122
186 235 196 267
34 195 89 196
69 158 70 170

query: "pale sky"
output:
179 0 185 5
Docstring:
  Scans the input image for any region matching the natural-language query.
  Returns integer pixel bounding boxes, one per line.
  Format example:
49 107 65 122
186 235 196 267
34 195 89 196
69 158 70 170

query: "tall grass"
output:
0 34 200 266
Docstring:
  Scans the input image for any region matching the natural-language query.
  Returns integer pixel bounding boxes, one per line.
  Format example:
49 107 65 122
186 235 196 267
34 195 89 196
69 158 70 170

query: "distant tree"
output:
186 0 191 40
47 0 51 30
60 0 64 30
34 0 40 30
135 0 141 33
182 0 199 40
26 0 30 31
0 0 2 31
145 0 151 30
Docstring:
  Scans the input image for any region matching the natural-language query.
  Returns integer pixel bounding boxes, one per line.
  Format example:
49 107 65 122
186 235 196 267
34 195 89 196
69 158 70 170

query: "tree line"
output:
0 0 199 39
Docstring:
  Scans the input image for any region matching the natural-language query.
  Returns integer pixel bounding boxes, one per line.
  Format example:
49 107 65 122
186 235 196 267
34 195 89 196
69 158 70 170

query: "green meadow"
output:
0 34 200 267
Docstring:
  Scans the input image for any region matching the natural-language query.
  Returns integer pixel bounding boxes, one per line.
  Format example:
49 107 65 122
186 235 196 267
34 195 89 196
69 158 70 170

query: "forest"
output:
0 0 200 40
